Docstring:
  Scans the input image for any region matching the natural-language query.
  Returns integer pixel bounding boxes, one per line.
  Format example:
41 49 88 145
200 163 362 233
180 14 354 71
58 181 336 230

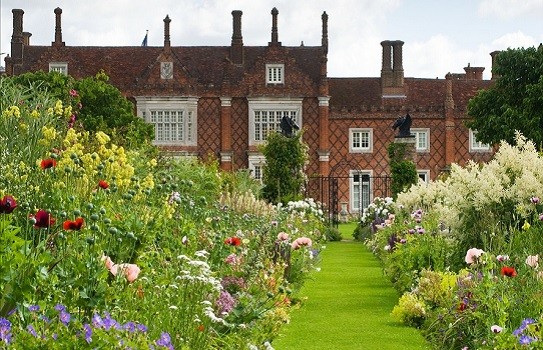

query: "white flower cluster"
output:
396 132 543 230
285 198 325 220
360 196 394 226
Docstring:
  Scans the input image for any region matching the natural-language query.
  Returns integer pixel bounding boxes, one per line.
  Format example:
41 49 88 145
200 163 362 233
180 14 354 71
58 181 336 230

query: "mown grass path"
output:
273 227 431 350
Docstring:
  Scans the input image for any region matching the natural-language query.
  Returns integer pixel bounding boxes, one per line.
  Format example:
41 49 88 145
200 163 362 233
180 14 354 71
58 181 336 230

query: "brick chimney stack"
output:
164 15 171 53
464 63 484 80
321 11 328 55
11 9 24 64
230 10 244 64
53 7 65 47
381 40 405 97
269 7 281 46
22 32 32 45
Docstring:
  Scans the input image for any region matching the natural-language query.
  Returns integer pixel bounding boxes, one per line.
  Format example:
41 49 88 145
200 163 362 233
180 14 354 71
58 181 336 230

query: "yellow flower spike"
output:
523 220 531 231
64 105 73 118
95 131 111 145
54 100 64 116
46 107 54 116
30 110 40 118
148 159 157 167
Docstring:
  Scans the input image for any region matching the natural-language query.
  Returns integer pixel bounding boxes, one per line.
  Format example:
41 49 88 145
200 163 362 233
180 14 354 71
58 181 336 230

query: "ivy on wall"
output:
387 142 418 198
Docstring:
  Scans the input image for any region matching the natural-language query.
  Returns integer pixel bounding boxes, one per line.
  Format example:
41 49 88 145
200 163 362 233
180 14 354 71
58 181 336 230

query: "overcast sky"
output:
1 0 542 79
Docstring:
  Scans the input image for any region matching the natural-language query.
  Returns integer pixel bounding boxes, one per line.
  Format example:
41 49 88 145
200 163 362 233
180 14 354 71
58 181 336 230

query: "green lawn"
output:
272 224 431 350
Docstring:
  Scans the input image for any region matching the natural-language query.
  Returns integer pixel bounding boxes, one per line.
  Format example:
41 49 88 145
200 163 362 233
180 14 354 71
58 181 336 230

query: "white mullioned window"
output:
248 98 302 146
248 153 266 182
135 96 198 146
266 64 284 84
351 171 372 212
469 129 491 152
349 128 373 153
49 62 68 75
412 128 430 152
417 170 430 183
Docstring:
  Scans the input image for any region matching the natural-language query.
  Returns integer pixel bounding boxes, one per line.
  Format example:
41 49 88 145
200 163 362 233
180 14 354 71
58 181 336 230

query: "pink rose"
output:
291 237 312 250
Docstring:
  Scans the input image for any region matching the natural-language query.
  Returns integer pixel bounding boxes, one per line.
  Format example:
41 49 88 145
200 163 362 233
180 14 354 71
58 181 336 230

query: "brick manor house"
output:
5 7 497 214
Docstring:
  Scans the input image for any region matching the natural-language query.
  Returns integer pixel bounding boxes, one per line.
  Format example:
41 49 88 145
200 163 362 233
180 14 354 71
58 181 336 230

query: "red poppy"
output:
31 209 55 228
40 158 57 169
0 195 17 214
63 217 84 231
501 266 517 277
197 324 205 332
98 180 109 189
224 236 241 246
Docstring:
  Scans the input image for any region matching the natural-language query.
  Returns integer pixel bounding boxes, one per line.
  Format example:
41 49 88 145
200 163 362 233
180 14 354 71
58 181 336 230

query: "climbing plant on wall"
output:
387 142 418 198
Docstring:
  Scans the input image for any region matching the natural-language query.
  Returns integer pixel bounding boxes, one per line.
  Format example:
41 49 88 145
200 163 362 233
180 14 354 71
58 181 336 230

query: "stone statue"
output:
392 113 413 138
280 115 300 137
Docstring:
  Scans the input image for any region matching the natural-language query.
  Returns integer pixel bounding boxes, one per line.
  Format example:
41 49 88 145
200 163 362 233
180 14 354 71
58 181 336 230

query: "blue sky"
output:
1 0 542 79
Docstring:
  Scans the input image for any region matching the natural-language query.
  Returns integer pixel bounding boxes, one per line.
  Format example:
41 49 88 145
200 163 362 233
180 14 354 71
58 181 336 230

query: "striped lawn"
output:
272 225 431 350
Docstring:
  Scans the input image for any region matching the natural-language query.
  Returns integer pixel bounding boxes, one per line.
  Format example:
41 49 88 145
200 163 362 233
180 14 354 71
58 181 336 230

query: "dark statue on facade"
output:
280 115 300 137
392 113 413 137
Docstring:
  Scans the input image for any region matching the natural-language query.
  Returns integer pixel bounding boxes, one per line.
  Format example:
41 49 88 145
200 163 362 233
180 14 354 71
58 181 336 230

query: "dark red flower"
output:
501 266 517 277
63 217 84 231
40 158 57 169
98 180 109 189
31 210 56 228
224 236 241 246
0 195 17 214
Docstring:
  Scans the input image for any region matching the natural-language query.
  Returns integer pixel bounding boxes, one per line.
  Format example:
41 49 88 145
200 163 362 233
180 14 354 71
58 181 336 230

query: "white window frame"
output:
412 128 430 152
417 170 430 183
350 170 372 213
248 153 266 182
349 128 373 153
469 129 491 152
266 64 284 84
49 62 68 75
135 96 198 146
248 97 303 146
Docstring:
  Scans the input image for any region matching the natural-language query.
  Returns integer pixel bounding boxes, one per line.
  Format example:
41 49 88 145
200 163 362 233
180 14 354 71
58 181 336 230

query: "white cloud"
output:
478 0 543 19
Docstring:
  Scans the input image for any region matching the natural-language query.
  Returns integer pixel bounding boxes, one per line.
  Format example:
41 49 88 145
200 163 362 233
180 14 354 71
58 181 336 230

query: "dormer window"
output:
49 62 68 75
266 64 284 84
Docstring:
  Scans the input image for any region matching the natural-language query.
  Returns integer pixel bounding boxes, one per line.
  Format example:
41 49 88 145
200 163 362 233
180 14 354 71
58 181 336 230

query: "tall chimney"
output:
11 9 24 64
164 15 171 52
464 63 484 80
381 40 405 97
269 7 280 46
230 10 243 64
321 11 328 55
53 7 64 47
22 32 32 46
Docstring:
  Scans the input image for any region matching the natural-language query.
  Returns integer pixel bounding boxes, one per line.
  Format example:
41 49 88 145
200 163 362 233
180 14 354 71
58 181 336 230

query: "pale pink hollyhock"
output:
291 237 312 250
525 255 539 269
277 232 289 241
465 248 484 264
491 325 503 333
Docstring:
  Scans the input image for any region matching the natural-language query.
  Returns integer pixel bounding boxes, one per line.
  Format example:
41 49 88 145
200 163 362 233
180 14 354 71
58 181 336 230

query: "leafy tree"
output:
388 142 418 198
261 131 308 204
466 45 543 146
9 70 153 148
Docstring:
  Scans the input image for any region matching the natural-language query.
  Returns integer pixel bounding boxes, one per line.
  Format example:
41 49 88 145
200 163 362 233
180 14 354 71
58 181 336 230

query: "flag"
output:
141 30 148 47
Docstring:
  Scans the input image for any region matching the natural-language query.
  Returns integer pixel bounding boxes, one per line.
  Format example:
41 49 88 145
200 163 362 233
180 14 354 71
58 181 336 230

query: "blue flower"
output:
27 324 38 338
59 310 71 326
519 335 537 345
123 322 136 332
0 318 12 344
54 304 66 312
156 332 174 349
28 305 40 312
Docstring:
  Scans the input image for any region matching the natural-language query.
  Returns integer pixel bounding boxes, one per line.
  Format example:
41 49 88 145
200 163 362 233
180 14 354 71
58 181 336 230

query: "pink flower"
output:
525 255 539 269
69 89 79 97
291 237 312 250
465 248 484 264
225 253 241 265
102 255 140 283
531 197 540 204
101 255 114 270
496 254 509 262
491 325 503 333
277 232 289 241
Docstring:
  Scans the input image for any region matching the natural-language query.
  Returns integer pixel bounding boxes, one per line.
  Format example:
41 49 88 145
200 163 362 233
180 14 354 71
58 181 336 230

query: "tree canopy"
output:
466 45 543 146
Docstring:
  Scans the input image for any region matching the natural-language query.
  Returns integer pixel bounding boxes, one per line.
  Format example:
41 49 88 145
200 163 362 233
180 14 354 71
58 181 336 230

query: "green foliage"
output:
466 45 543 146
388 142 418 198
324 226 343 241
8 71 153 148
261 131 308 204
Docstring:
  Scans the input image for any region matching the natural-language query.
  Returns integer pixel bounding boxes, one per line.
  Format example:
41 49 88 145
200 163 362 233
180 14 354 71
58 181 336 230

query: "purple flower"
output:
59 310 71 326
27 324 38 338
123 322 136 333
83 323 92 344
155 332 174 349
531 196 540 204
54 304 66 312
136 323 148 333
0 318 12 345
216 290 236 314
519 335 537 345
28 305 40 312
92 313 104 328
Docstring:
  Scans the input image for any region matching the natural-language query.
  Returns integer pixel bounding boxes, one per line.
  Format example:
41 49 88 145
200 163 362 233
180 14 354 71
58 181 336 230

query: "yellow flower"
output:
96 131 111 145
54 100 64 116
147 159 158 167
64 105 73 118
2 106 21 118
42 126 57 141
30 110 40 118
522 220 531 231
